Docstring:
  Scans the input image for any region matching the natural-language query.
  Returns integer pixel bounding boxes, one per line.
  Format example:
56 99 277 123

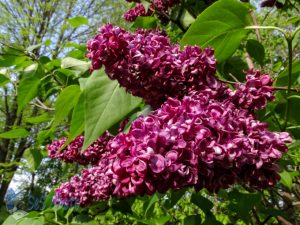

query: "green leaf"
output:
25 113 51 124
83 70 142 149
2 211 27 225
140 216 171 225
0 128 29 139
17 76 41 112
0 74 9 86
0 55 27 67
183 215 202 225
179 9 195 28
164 188 186 209
228 190 261 222
132 17 157 29
218 56 248 82
191 193 213 213
27 43 43 52
17 217 44 225
23 149 43 171
181 0 251 62
63 93 85 148
203 214 223 225
144 193 159 218
61 57 90 76
246 39 265 66
68 16 88 28
275 60 300 86
279 170 299 190
54 85 81 125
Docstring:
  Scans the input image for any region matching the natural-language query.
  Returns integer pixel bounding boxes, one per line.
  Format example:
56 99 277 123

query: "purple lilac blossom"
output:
123 0 180 22
87 24 219 108
53 88 291 205
229 69 274 110
123 4 152 22
47 132 112 166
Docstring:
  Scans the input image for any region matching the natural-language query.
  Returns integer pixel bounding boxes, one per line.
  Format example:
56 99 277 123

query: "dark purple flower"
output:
229 70 274 110
47 132 112 165
123 4 153 22
87 24 219 108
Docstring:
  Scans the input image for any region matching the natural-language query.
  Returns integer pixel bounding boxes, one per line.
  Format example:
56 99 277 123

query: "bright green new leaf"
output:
17 217 44 225
61 57 90 76
25 113 51 124
17 76 41 112
54 85 81 125
2 211 27 225
83 69 142 150
280 170 299 190
179 9 195 28
0 128 29 139
246 39 265 66
23 149 44 171
27 43 43 52
68 16 88 28
181 0 251 62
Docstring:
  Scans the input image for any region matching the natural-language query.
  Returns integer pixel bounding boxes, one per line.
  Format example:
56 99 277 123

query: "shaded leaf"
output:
246 39 265 66
133 17 157 29
191 193 213 213
140 215 171 225
183 215 202 225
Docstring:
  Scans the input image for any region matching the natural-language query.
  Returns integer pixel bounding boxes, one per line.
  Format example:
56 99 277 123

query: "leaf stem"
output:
283 39 293 130
292 26 300 40
245 25 287 38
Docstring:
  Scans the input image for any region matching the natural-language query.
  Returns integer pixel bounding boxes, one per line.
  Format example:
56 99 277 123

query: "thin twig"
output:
218 79 300 92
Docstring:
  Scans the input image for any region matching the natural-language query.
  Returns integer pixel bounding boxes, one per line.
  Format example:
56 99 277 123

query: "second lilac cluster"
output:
47 132 112 165
87 24 218 108
230 70 274 110
123 0 180 22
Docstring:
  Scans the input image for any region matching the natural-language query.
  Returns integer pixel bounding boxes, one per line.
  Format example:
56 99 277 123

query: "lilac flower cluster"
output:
52 25 291 207
123 0 180 22
53 90 291 205
47 132 112 165
87 24 218 108
229 70 275 110
123 4 152 22
53 154 114 206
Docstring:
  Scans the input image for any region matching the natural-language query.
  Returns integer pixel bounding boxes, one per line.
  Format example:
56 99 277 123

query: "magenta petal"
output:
149 154 165 173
